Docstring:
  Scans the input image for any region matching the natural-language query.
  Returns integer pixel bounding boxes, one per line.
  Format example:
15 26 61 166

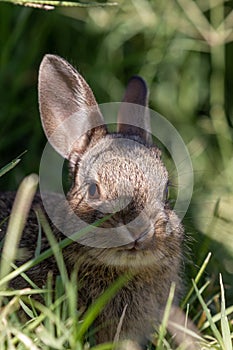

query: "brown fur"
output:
0 55 184 346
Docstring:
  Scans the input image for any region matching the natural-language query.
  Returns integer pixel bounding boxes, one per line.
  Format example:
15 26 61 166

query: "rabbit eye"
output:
88 183 100 199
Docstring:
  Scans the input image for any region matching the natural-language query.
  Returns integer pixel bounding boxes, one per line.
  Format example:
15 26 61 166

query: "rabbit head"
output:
39 55 183 271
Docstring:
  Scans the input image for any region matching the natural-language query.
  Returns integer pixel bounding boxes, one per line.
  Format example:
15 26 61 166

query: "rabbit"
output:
0 55 184 347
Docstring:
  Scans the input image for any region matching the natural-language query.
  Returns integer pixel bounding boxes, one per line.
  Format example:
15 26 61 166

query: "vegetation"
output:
0 0 233 348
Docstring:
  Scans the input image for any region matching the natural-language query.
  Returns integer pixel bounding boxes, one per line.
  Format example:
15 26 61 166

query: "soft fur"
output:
0 55 184 346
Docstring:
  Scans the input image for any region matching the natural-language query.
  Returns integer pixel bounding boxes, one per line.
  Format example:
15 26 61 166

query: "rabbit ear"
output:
39 54 107 159
117 76 152 144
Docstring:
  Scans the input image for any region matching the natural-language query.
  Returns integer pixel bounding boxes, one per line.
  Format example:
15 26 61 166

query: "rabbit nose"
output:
125 213 154 242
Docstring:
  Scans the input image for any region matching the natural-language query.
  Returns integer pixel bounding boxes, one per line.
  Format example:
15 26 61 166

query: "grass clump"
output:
0 173 232 349
0 0 233 348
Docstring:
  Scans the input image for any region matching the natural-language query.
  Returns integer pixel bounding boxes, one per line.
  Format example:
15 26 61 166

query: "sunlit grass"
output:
0 0 233 348
0 0 117 11
0 173 232 349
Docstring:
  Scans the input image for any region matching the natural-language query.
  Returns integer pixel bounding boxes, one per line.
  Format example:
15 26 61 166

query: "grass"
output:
0 165 232 349
0 171 128 350
1 0 118 11
0 214 232 349
0 0 233 348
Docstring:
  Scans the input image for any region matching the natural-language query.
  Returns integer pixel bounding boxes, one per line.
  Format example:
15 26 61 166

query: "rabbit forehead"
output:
78 136 168 192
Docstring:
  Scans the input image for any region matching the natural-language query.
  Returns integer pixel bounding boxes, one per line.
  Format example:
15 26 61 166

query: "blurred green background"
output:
0 0 233 308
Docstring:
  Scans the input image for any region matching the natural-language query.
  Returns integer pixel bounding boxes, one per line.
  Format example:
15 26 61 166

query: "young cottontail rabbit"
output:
0 55 184 346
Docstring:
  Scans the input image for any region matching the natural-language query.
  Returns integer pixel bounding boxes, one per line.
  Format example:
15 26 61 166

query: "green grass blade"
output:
0 214 111 288
10 327 40 350
19 299 35 318
0 151 27 178
91 344 114 350
181 252 212 308
10 262 39 289
0 0 118 8
156 282 176 349
193 280 225 349
0 289 47 296
75 273 130 340
0 174 38 288
37 209 69 286
220 274 232 350
201 305 233 331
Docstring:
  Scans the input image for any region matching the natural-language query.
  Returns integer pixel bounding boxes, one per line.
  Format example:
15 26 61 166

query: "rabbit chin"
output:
87 246 169 270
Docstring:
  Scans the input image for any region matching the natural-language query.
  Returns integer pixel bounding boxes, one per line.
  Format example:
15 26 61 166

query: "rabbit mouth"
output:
119 243 151 252
117 227 155 251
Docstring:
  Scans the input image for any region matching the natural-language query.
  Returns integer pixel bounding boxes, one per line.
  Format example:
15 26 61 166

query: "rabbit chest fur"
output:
0 55 184 346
